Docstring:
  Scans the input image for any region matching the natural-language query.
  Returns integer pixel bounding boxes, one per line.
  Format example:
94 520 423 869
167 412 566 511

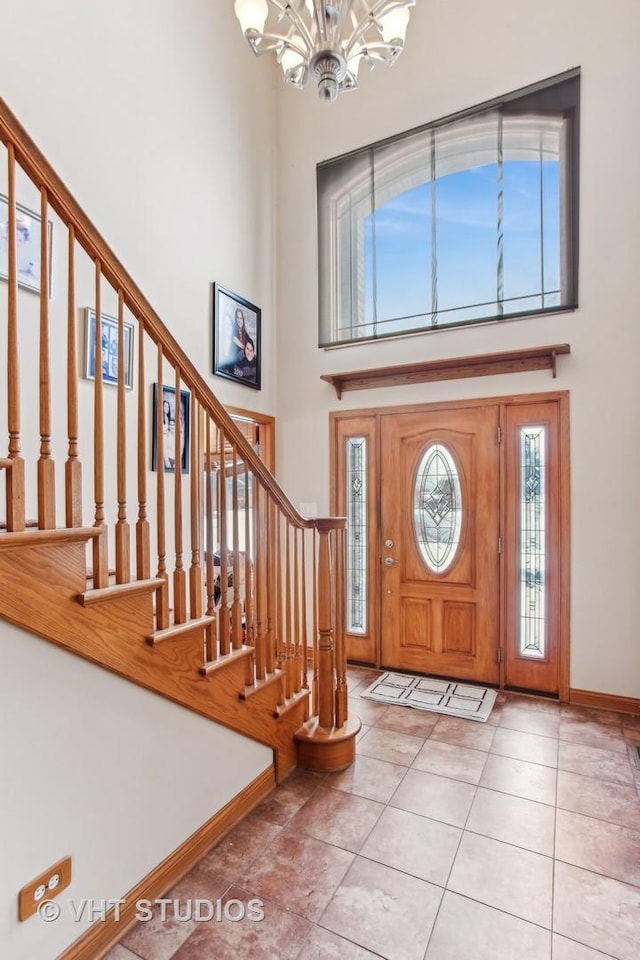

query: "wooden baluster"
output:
301 528 309 694
189 397 203 620
285 520 293 699
204 419 216 662
172 368 186 624
243 463 254 686
334 524 348 728
265 497 275 675
312 527 319 715
275 508 285 706
92 261 108 587
231 446 242 649
115 290 130 583
136 318 150 579
155 349 169 628
218 426 230 656
65 225 82 526
254 481 267 680
293 526 301 695
316 520 336 729
37 187 55 529
5 145 25 532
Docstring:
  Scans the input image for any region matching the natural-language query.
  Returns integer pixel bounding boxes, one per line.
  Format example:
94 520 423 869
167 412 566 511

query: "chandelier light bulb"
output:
234 0 269 35
379 7 411 44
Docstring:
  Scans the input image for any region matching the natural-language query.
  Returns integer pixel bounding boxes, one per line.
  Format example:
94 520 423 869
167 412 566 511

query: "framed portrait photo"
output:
84 308 135 389
213 283 261 390
151 383 190 474
0 194 53 295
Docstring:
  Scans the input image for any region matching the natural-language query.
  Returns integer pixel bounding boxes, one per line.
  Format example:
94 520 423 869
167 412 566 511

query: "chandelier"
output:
233 1 415 103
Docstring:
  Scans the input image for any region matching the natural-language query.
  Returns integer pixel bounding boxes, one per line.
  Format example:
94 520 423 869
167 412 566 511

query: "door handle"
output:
384 557 398 566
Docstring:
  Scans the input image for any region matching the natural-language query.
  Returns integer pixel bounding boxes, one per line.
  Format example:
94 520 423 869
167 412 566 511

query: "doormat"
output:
361 672 497 723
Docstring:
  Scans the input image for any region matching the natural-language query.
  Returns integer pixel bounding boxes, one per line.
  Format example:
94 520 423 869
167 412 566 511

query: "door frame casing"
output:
330 391 570 700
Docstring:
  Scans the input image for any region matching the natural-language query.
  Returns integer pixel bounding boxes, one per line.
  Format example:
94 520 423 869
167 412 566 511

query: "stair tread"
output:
148 614 216 646
78 577 165 606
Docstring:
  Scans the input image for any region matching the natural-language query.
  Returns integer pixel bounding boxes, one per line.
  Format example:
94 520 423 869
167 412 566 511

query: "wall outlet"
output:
18 856 72 921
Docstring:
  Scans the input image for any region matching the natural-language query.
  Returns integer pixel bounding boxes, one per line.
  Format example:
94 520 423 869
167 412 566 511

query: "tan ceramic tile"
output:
357 725 425 766
558 742 635 786
555 809 640 886
552 934 618 959
557 770 640 831
197 813 282 878
412 738 488 784
252 769 325 825
424 891 551 960
349 696 390 725
122 856 235 960
375 705 440 738
499 705 560 738
297 926 383 960
390 768 476 827
491 727 558 767
466 787 556 856
553 861 640 960
560 705 623 727
320 856 443 960
503 694 560 714
448 832 553 927
288 784 384 852
172 885 311 960
480 753 557 805
103 947 141 960
356 723 371 742
360 805 461 885
559 718 627 755
238 830 353 921
430 715 497 751
328 754 407 803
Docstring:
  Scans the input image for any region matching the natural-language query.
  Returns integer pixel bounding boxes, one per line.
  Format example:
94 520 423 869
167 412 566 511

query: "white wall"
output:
0 5 278 958
0 622 272 960
274 0 640 697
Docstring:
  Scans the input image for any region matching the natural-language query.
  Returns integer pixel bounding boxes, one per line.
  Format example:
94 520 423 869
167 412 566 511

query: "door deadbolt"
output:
384 557 398 566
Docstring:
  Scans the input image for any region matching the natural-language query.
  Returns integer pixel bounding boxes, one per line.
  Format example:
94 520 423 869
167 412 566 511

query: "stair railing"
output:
0 98 357 768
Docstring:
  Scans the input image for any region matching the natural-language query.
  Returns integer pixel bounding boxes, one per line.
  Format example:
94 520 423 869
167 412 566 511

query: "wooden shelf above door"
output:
321 343 571 399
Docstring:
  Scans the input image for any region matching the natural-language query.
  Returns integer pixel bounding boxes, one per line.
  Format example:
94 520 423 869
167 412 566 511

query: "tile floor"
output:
106 666 640 960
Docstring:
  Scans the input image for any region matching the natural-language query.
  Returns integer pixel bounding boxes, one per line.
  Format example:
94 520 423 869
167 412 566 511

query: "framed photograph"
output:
84 308 135 389
152 383 190 474
0 194 53 295
213 283 261 390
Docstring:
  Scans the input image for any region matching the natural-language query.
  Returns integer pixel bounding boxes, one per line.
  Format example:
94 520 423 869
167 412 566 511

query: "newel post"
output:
316 519 336 729
294 516 360 773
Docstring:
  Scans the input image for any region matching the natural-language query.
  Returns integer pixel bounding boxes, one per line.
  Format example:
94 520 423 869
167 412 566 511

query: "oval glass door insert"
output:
414 443 463 573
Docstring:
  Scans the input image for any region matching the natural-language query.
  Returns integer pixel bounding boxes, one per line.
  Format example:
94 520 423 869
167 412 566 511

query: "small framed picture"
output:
84 308 135 389
152 383 190 474
0 194 53 295
213 283 261 390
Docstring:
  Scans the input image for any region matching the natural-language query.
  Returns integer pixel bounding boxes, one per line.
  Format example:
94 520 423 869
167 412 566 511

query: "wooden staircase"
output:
0 99 359 781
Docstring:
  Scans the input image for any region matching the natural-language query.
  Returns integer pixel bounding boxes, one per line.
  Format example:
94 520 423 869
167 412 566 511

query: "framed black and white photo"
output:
84 308 135 389
152 383 190 474
0 194 53 295
213 283 261 390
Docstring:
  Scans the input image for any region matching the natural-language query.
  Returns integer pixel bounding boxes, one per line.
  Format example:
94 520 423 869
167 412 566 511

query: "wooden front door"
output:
379 406 501 684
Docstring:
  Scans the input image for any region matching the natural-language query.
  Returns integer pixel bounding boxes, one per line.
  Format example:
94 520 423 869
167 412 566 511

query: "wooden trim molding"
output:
321 344 571 399
569 688 640 716
60 766 276 960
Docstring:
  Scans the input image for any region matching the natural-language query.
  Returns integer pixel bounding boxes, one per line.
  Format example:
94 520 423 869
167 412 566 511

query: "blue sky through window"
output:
363 159 560 334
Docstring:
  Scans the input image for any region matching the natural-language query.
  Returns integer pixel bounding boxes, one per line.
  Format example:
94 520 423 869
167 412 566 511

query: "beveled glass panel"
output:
414 444 462 573
346 437 367 633
519 426 546 658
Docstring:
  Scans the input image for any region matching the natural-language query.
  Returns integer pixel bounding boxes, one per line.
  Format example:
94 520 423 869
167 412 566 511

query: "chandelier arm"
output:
310 0 329 47
266 0 315 50
343 0 415 57
356 41 404 64
247 30 310 59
